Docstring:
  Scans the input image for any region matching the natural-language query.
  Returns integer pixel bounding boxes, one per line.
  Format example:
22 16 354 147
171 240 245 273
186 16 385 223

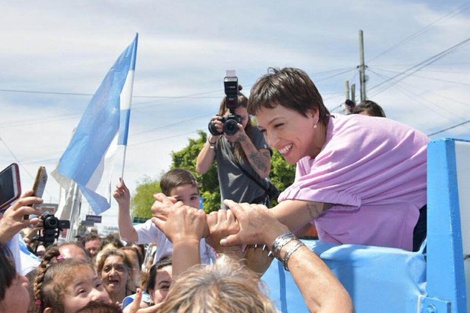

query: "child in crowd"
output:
33 246 111 313
114 169 215 265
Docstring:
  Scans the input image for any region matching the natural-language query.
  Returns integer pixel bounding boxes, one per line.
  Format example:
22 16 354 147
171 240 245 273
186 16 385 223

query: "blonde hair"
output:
158 255 279 313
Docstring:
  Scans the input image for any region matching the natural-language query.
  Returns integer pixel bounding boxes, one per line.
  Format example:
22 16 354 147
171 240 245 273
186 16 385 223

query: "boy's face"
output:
169 184 200 208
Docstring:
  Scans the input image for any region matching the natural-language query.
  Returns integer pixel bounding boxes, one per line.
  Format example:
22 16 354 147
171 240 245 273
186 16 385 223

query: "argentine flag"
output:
52 34 138 214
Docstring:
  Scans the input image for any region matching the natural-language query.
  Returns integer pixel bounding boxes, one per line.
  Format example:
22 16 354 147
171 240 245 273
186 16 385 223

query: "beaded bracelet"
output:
271 231 296 260
282 240 306 271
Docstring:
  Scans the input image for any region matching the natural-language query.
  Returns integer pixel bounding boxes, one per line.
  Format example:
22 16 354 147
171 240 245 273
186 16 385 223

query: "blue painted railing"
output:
262 138 469 313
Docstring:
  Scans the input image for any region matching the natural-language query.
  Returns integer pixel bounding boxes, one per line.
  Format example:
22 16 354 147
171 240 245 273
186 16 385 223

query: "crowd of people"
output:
1 66 432 312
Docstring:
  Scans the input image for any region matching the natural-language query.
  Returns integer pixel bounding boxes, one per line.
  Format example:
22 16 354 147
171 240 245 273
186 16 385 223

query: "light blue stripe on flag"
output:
118 108 131 145
53 34 138 214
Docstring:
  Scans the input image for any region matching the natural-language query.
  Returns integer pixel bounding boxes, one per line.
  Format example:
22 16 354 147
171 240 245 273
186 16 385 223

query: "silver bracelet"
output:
271 231 296 260
282 240 305 271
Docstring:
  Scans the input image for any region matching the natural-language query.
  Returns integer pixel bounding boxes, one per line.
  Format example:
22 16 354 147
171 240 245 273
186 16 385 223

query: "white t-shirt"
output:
135 219 216 264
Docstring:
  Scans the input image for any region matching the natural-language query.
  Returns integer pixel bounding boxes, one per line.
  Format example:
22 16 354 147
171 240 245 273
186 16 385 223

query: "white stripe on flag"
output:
52 34 138 214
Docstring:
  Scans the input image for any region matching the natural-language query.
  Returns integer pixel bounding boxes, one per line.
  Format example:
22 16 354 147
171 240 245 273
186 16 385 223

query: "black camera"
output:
208 71 242 136
36 213 70 246
208 114 242 136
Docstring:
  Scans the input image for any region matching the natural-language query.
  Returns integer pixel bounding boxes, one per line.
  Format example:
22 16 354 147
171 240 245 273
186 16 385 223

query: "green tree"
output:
270 149 296 192
131 175 162 219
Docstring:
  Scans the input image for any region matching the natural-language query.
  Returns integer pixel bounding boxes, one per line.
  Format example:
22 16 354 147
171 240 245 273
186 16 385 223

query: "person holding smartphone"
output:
0 190 43 244
0 190 44 274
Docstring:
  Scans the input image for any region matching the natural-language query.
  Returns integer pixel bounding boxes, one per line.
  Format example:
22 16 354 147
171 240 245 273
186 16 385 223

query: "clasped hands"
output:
150 193 288 274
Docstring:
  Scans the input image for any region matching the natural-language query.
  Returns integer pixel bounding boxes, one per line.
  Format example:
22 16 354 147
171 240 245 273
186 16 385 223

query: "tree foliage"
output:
131 129 296 216
131 176 162 219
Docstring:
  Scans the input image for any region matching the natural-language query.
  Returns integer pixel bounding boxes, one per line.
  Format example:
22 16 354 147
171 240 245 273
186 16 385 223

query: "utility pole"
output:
358 30 367 102
351 83 356 103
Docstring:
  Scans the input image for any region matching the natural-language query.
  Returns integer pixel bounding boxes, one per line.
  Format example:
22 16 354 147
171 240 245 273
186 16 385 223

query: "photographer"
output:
196 83 273 209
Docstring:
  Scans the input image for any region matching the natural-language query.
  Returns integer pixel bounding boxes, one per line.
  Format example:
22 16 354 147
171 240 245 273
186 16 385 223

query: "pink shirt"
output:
279 114 429 250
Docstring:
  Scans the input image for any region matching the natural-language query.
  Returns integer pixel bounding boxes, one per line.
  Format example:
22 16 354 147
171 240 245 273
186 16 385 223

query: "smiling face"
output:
149 265 173 304
100 255 130 300
61 267 111 313
256 104 321 165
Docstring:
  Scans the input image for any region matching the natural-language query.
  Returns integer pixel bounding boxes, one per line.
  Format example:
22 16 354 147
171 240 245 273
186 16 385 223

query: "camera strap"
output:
234 162 270 193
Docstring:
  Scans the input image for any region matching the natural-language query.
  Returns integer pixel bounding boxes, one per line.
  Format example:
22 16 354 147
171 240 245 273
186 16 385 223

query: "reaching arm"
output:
221 200 354 313
206 209 243 260
196 134 218 174
271 199 332 234
278 238 354 312
114 178 138 243
152 204 206 278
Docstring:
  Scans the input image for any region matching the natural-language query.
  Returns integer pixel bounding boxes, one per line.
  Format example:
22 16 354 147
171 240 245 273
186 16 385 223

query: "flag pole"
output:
119 33 139 180
52 34 139 215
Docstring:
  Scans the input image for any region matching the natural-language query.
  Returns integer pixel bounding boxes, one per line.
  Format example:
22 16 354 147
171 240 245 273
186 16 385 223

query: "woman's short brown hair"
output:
248 67 330 125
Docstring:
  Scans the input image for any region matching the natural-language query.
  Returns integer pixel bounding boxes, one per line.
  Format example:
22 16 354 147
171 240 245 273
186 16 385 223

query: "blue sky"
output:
1 1 469 228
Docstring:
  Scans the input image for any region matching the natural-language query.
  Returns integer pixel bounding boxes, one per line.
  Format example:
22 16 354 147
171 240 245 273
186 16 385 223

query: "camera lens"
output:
224 119 239 136
208 121 223 136
44 215 58 228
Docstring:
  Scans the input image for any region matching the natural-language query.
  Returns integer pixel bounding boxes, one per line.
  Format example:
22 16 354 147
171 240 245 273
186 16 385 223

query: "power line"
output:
427 120 470 137
367 2 470 63
368 68 466 121
370 66 470 87
0 87 222 99
368 36 470 97
0 136 35 180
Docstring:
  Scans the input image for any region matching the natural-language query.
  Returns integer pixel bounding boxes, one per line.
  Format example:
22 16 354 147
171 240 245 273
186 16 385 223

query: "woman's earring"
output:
314 123 318 129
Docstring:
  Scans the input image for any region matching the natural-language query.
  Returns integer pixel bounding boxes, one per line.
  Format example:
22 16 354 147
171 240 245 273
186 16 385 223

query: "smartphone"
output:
32 166 48 198
0 163 21 212
24 166 48 219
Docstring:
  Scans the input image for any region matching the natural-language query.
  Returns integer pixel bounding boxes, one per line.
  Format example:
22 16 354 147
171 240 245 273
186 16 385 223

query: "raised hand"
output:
206 208 242 258
243 244 274 277
0 190 43 243
113 178 130 208
220 200 289 248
